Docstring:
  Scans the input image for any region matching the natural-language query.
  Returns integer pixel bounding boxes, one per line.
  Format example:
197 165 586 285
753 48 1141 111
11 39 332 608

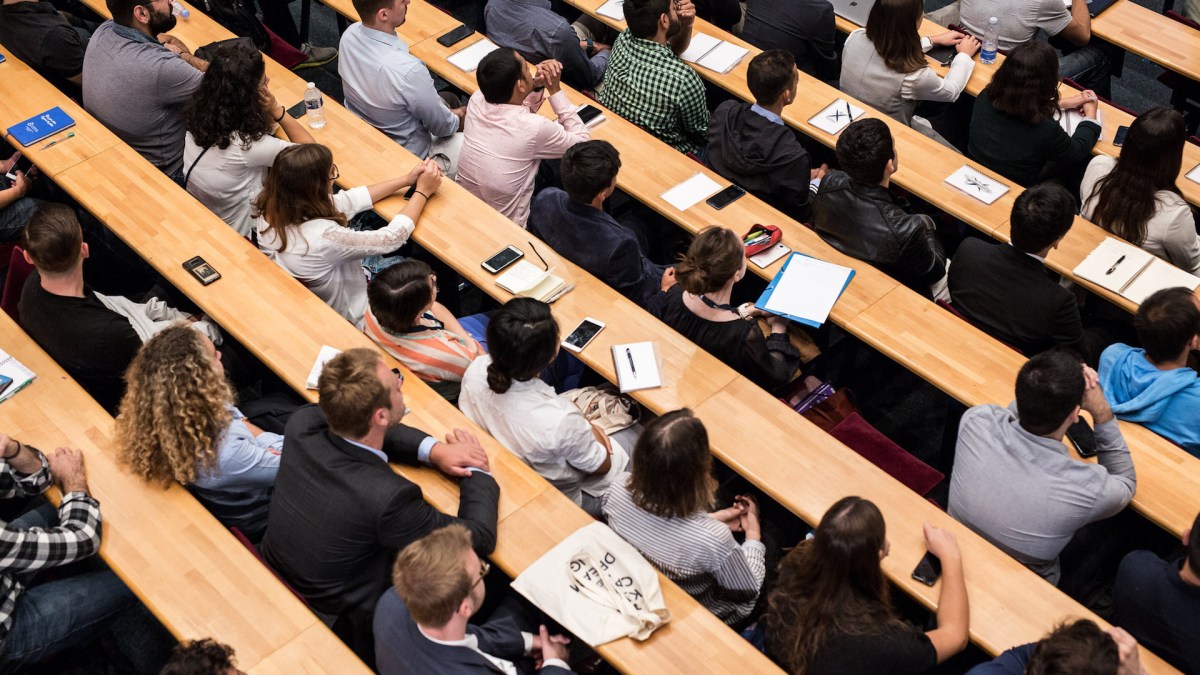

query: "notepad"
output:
944 165 1010 205
808 99 865 135
755 253 855 328
448 38 500 72
596 0 625 20
749 242 791 269
612 342 661 393
660 173 722 211
6 107 75 147
495 260 573 302
678 33 749 74
1186 163 1200 185
1056 106 1104 141
306 345 342 389
1073 238 1200 304
0 349 35 404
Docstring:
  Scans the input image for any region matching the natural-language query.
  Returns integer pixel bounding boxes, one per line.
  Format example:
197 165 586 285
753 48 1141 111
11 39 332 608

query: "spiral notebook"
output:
612 342 660 393
0 349 36 403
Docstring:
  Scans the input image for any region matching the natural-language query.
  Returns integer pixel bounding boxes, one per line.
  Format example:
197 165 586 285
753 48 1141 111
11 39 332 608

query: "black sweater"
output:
968 92 1101 187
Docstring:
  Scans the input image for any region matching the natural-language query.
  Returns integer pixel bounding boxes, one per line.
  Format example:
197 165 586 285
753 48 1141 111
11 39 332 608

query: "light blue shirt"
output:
749 103 784 126
338 23 459 158
194 406 283 492
339 434 438 464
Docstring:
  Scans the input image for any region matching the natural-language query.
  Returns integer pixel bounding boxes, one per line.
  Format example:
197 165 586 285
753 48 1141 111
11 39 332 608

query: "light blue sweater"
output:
1099 343 1200 457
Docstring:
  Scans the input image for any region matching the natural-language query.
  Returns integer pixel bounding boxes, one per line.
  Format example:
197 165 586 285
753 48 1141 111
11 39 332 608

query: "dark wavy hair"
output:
182 41 272 151
1085 107 1185 247
485 298 558 394
982 41 1061 124
161 639 238 675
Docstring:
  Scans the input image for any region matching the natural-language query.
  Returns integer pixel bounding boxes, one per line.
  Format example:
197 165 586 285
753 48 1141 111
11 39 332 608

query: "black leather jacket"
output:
812 170 946 295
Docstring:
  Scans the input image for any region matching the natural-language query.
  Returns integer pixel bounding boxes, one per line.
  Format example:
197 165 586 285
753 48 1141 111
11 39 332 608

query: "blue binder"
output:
754 252 855 328
6 107 75 147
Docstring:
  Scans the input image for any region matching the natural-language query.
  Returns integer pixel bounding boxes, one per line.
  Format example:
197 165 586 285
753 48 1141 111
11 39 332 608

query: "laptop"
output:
830 0 876 27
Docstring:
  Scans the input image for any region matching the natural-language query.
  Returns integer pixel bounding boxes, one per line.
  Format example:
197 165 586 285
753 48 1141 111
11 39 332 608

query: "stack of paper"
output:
0 349 35 404
496 260 572 302
660 173 722 211
679 34 749 74
596 0 624 20
612 342 661 393
1056 106 1104 141
755 253 856 328
1073 237 1200 304
808 99 865 135
944 165 1010 205
448 38 500 72
306 345 342 389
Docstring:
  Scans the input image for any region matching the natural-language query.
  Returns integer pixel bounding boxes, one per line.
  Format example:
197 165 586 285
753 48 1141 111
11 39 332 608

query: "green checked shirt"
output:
599 30 709 154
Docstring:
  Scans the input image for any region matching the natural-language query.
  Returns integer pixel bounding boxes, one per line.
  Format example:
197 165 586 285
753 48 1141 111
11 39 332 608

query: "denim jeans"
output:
1059 44 1112 99
0 197 40 243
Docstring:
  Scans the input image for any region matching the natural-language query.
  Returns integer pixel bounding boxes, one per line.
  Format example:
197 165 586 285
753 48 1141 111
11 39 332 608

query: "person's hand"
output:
535 624 571 665
660 267 677 291
810 163 828 181
1080 364 1113 424
923 521 962 564
589 423 613 454
258 82 281 121
956 34 981 55
415 162 443 196
452 106 466 132
404 158 436 187
430 429 490 477
593 41 611 53
1059 93 1087 109
1081 98 1099 118
0 153 17 174
539 59 563 94
674 0 696 26
709 501 747 531
5 171 32 199
48 447 88 494
737 494 761 540
1107 627 1149 675
766 314 788 334
930 30 965 47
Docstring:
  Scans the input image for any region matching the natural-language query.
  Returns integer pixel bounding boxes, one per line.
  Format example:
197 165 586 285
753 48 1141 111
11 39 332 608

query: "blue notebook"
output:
754 252 855 328
6 107 75 147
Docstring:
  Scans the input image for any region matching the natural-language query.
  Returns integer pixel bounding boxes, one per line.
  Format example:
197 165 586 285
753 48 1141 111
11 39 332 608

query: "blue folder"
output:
754 252 855 328
6 107 75 147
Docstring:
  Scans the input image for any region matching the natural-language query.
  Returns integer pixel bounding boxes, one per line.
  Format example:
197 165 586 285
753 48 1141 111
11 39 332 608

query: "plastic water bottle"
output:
170 0 189 18
981 17 1000 64
303 82 326 129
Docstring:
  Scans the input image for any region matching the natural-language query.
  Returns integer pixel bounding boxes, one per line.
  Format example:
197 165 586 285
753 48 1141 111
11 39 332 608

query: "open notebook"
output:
1073 238 1200 304
495 260 573 302
0 349 36 404
612 342 661 393
679 34 749 74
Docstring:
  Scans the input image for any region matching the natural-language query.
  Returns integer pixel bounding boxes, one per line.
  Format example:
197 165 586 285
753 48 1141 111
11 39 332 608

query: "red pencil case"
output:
743 224 781 257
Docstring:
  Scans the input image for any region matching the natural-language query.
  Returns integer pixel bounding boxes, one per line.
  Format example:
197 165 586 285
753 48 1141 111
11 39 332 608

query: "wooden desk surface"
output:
1091 0 1200 83
0 46 120 177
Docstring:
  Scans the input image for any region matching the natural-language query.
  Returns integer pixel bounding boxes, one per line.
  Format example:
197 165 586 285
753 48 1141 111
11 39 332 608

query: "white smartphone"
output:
561 316 605 353
481 245 524 274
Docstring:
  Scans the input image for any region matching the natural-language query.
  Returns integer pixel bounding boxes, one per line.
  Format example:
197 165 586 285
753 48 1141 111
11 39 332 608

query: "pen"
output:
1105 255 1125 275
625 348 637 377
845 101 853 119
41 131 75 149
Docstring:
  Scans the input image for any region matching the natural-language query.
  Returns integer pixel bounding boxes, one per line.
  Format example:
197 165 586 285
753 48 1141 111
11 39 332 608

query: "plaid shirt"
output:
0 447 102 651
599 30 710 154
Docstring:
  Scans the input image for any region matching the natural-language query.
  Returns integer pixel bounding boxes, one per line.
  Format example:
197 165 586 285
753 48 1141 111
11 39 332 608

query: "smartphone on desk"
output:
438 24 474 48
1113 125 1129 147
577 104 603 125
183 256 221 286
286 100 307 119
911 551 942 586
1066 418 1097 458
481 245 524 274
562 317 605 353
706 184 745 210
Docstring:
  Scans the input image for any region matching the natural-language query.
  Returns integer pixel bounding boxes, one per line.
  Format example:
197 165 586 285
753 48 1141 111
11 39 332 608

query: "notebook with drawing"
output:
612 341 661 393
0 349 36 404
1073 238 1200 304
944 165 1010 205
808 99 865 135
678 33 749 74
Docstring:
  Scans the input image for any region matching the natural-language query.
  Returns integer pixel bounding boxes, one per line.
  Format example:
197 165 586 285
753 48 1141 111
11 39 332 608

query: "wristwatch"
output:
585 36 596 56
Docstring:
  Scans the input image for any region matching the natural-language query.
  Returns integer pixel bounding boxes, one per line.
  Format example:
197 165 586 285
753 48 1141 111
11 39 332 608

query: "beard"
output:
147 7 177 37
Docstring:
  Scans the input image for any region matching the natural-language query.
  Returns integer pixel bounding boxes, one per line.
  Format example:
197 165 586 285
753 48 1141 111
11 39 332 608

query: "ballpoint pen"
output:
626 348 637 377
40 131 75 150
1106 255 1125 275
845 101 853 119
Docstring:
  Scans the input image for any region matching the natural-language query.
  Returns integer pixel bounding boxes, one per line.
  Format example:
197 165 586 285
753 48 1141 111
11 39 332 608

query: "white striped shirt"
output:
601 482 766 625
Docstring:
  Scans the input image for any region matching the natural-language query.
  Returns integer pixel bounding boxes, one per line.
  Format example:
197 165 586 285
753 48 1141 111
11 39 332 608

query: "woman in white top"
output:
253 143 443 326
1080 107 1200 275
181 41 315 237
458 298 630 516
840 0 979 144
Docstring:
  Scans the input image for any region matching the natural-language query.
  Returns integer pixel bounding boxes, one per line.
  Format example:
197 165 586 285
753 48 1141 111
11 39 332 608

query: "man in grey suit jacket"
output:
260 348 500 665
375 524 574 675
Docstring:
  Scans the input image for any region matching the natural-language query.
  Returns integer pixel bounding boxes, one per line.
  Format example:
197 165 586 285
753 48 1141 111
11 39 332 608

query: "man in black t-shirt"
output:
0 0 90 95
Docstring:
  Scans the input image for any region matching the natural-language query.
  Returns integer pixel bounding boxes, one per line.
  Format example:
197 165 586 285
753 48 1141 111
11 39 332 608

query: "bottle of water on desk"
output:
303 82 326 129
981 17 999 64
169 0 189 18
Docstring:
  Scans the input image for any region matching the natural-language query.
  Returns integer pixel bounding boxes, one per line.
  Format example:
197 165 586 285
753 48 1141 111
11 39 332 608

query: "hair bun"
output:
486 363 513 394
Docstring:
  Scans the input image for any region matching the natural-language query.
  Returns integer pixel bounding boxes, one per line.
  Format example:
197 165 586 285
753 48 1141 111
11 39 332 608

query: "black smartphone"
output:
706 184 746 210
481 245 524 274
437 24 474 48
286 100 307 119
926 45 955 67
912 551 942 586
4 154 33 181
183 256 222 285
1066 418 1097 458
1113 125 1129 147
577 104 603 125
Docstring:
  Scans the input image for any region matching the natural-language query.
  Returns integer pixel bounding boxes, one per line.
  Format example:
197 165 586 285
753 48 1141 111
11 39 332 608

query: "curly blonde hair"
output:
116 326 234 486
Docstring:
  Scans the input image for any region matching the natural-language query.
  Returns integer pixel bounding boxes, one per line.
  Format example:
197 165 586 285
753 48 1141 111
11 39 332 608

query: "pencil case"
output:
743 224 781 257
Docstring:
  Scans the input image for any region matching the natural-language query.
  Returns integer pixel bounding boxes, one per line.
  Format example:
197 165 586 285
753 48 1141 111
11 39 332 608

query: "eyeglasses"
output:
390 367 405 386
330 164 340 181
473 560 491 588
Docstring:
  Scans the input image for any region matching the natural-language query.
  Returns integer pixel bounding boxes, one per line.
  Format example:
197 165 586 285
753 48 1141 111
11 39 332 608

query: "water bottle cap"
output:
988 16 997 22
307 82 316 88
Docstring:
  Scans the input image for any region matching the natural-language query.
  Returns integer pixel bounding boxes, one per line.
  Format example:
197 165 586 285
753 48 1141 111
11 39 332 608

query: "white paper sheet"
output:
1055 106 1104 141
944 165 1010 205
1187 162 1200 184
761 255 853 326
595 0 625 20
698 41 749 73
808 99 865 135
1121 258 1200 304
660 173 723 211
306 345 342 389
678 33 722 63
448 38 500 72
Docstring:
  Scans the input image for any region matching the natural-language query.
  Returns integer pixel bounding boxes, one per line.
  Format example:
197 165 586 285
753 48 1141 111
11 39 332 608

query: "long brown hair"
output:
1086 107 1185 247
675 226 744 295
865 0 928 74
766 497 899 674
626 409 717 518
253 144 346 252
982 41 1061 124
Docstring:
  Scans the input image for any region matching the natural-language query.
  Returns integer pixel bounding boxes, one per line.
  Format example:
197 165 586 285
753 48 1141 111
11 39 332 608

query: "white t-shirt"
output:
183 132 292 236
959 0 1072 51
458 355 629 505
255 186 415 326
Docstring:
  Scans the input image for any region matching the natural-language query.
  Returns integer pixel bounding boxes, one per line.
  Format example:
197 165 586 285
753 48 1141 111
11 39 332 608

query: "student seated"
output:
968 41 1100 188
966 619 1148 674
741 0 838 81
254 144 442 327
840 0 978 146
649 226 800 391
485 0 611 91
1112 509 1200 673
456 50 589 228
0 154 38 243
599 0 709 154
1080 107 1200 276
375 524 575 675
82 0 207 177
765 496 969 674
160 639 243 675
364 260 484 402
1098 287 1200 457
458 299 631 516
812 119 946 297
0 0 89 95
949 350 1135 589
529 140 673 308
706 50 822 224
693 0 741 31
182 41 315 238
948 184 1086 358
603 410 766 626
115 326 283 542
